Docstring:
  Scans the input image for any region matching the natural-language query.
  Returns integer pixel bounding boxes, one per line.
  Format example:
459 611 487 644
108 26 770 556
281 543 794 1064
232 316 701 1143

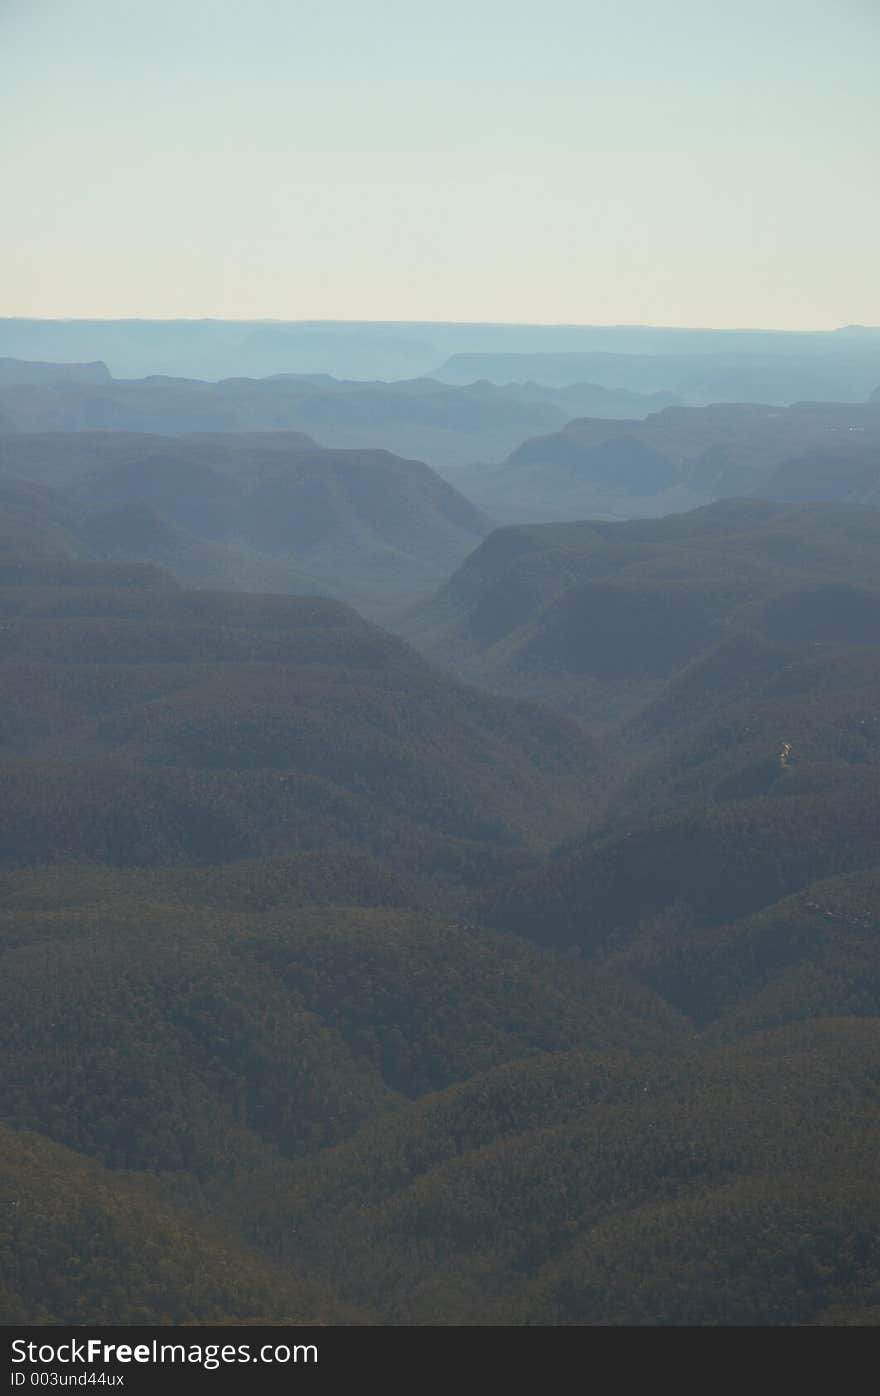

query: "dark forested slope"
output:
0 562 597 875
405 499 880 721
4 496 880 1325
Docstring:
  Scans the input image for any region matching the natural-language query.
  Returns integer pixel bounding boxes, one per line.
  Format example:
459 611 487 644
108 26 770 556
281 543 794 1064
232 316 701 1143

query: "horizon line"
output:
2 317 878 334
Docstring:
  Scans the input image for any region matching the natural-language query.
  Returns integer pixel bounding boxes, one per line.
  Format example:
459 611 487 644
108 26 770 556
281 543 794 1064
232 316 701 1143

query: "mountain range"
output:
3 488 880 1323
0 363 679 468
3 330 880 1325
435 344 880 404
2 318 878 386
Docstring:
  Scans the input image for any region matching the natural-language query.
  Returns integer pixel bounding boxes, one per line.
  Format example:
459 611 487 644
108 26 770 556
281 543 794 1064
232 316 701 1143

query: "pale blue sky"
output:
2 0 878 327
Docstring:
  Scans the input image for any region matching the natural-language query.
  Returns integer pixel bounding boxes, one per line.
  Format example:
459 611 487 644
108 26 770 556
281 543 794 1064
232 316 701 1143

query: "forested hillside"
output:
405 499 880 721
2 519 880 1324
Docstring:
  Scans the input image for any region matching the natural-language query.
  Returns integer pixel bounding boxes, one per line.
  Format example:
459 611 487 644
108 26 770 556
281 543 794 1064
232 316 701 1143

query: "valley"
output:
1 340 880 1327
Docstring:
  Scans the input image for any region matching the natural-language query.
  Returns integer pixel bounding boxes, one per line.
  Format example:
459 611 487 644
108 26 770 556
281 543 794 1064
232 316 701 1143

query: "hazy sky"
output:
2 0 878 328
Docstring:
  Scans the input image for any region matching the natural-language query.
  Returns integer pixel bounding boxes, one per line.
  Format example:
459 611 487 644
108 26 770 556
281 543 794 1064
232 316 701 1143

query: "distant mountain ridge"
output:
2 318 878 381
0 357 111 386
454 399 880 523
0 369 677 468
435 345 880 404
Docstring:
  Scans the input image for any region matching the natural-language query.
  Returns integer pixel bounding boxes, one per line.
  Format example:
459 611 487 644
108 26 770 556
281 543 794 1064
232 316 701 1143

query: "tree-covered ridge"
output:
219 1020 880 1325
0 1125 341 1325
0 892 685 1177
0 567 598 878
405 499 880 721
1 530 880 1325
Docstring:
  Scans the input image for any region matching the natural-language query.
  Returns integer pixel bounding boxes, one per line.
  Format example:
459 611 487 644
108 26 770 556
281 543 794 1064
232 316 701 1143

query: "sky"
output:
2 0 878 328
